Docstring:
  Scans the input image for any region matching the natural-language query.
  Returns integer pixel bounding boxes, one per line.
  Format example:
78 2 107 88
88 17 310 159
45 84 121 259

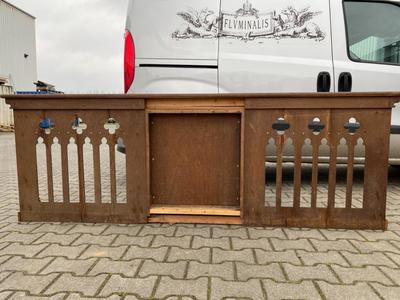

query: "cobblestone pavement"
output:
0 132 400 300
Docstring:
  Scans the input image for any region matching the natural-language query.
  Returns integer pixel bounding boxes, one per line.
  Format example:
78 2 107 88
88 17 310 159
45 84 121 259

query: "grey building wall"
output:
0 0 37 91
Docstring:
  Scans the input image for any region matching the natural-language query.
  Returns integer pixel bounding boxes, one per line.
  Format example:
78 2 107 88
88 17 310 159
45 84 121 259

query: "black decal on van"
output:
172 1 325 41
172 8 220 39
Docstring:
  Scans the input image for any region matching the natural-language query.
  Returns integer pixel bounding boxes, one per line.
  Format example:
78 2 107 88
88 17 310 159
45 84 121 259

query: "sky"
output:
8 0 129 93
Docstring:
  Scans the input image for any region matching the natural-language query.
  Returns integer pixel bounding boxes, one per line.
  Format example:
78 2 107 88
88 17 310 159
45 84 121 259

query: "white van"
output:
124 0 400 164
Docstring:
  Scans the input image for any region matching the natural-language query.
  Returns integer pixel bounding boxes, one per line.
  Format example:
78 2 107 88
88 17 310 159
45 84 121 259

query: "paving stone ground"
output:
0 132 400 300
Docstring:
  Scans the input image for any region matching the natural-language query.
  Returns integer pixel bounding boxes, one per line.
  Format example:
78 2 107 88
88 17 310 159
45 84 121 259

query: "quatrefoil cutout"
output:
272 117 290 136
308 117 326 135
72 117 87 135
104 118 120 135
39 117 55 135
344 117 360 135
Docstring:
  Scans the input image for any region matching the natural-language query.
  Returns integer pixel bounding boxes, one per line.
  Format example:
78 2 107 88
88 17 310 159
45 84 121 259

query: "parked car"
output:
124 0 400 165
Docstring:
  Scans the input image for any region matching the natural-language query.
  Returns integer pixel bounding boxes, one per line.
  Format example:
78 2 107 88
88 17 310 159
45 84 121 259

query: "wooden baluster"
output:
61 137 70 203
93 139 102 204
45 135 54 203
293 137 303 209
311 137 320 208
346 136 355 209
77 136 86 219
275 135 284 208
109 137 117 204
327 137 338 210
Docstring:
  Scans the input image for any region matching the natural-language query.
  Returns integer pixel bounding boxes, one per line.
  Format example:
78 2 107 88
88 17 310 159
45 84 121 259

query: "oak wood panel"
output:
14 111 42 218
146 99 244 110
245 97 397 109
6 99 145 110
115 109 148 223
150 205 241 216
150 114 241 207
148 215 242 225
15 109 148 224
243 107 392 230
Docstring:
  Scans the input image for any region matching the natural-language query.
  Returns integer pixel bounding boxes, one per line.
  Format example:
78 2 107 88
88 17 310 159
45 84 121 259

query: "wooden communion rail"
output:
4 93 400 230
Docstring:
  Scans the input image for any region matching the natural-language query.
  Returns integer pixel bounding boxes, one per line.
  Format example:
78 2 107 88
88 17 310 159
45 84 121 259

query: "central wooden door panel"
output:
150 114 241 206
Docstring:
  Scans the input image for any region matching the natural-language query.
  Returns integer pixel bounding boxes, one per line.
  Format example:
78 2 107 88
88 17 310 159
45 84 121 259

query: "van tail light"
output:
124 30 135 93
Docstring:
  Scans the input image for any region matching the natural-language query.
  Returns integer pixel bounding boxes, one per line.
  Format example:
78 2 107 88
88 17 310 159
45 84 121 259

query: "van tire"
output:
117 145 126 154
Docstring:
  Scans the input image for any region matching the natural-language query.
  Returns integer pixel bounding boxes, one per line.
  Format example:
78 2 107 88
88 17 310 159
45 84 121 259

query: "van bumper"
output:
117 145 126 154
390 132 400 165
391 125 400 135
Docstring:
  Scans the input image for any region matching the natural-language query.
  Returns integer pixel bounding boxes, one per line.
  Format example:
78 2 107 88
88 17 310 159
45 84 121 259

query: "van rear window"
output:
344 1 400 65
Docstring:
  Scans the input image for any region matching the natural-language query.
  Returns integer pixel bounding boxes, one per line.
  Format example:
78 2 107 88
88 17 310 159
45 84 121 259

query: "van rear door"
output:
218 0 334 93
127 0 220 93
